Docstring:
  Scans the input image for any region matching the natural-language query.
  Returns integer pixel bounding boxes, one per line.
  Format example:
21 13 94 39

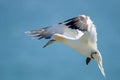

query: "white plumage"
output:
25 15 105 77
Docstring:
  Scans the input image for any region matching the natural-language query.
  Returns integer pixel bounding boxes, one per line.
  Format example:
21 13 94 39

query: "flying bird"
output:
25 15 105 76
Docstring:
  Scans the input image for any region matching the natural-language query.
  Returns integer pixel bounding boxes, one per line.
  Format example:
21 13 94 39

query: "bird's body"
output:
54 33 95 58
25 15 105 77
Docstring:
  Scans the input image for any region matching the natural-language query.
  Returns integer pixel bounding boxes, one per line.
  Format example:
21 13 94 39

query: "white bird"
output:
25 15 105 76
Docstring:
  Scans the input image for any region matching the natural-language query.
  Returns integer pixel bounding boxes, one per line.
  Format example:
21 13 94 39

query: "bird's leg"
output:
86 57 91 65
86 52 97 65
42 39 56 48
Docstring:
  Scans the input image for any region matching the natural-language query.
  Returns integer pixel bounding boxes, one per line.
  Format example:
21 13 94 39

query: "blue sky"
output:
0 0 120 80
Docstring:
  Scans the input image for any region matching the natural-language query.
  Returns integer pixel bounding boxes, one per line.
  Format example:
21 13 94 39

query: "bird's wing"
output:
25 15 97 46
77 15 97 46
25 15 87 40
25 24 83 40
62 15 97 46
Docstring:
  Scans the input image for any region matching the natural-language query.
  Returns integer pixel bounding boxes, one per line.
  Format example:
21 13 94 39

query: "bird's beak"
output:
94 52 105 77
96 58 105 77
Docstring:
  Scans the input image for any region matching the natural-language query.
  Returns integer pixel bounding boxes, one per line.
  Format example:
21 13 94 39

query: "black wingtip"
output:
42 39 56 48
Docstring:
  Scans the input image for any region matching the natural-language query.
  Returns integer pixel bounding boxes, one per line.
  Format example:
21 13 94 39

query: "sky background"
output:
0 0 120 80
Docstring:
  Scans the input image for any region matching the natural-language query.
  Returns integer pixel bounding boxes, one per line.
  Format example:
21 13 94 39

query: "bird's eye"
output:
94 52 97 54
91 51 97 59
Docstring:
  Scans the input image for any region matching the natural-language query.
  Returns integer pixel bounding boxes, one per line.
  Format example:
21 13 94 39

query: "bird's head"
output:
91 51 105 77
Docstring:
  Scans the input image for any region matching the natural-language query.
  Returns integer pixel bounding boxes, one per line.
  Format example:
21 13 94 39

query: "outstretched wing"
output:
26 15 97 46
61 15 97 45
25 24 82 40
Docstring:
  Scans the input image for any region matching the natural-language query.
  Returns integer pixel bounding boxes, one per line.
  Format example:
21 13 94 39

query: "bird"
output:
25 15 105 77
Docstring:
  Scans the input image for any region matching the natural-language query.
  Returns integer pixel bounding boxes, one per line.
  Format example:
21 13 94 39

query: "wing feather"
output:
25 24 83 40
61 15 88 31
25 15 97 45
61 15 97 44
